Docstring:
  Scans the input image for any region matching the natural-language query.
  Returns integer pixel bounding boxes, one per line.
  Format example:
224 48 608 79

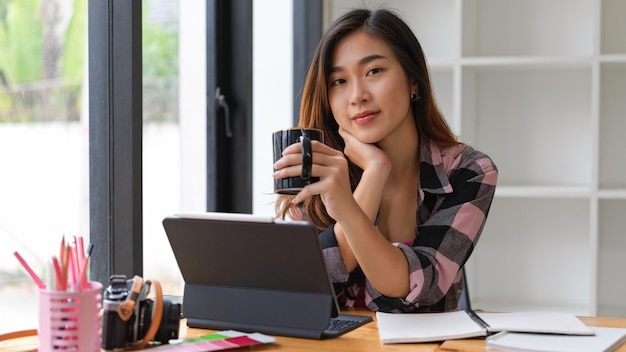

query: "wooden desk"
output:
182 309 626 352
2 310 625 351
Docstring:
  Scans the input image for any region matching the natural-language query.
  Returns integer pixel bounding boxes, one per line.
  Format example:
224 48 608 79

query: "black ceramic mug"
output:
273 128 324 195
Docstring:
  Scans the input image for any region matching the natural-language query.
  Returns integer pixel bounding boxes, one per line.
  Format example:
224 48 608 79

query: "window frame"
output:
292 0 322 125
89 0 143 285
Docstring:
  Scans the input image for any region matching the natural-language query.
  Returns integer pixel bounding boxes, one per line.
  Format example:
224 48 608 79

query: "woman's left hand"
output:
338 127 390 175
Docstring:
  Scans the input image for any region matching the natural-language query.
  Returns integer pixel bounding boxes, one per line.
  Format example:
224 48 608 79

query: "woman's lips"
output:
352 111 377 125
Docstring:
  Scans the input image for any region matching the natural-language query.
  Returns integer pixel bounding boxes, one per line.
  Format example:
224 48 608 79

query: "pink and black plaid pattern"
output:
320 139 498 313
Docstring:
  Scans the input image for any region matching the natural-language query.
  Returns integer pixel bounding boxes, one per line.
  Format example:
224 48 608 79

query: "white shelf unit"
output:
327 0 626 316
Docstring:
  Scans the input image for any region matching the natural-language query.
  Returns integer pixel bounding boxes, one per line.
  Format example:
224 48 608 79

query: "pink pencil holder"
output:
38 281 103 352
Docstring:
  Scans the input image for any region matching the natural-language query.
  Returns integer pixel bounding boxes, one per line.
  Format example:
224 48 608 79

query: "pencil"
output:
62 242 70 285
13 251 46 289
59 235 65 263
75 243 94 291
52 256 66 291
77 236 85 264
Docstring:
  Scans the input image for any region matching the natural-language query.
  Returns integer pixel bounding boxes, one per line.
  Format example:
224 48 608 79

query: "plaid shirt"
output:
319 139 498 313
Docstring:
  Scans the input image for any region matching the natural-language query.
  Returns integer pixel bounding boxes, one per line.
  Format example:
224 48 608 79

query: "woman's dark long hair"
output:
275 8 458 228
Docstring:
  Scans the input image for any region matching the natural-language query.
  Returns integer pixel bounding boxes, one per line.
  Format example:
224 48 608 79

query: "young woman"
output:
273 8 498 313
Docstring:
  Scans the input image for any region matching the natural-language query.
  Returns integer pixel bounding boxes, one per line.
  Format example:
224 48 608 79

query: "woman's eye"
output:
367 68 382 76
331 78 346 86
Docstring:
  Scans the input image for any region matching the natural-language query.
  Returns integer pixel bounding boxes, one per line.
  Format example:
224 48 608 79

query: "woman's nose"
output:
349 80 370 105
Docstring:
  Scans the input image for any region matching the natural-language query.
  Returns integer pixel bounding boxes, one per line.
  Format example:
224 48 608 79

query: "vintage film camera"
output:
101 274 182 350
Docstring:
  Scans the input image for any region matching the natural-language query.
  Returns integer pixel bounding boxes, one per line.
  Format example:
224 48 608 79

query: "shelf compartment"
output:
599 62 626 190
461 66 593 188
597 200 626 317
399 0 457 60
601 0 626 54
469 197 592 315
462 0 595 57
327 0 457 60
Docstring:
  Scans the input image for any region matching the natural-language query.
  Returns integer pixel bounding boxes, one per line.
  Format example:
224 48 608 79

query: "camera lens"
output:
134 297 181 344
155 300 182 343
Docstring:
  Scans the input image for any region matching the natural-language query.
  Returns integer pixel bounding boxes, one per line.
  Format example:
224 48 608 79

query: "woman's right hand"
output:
275 139 364 223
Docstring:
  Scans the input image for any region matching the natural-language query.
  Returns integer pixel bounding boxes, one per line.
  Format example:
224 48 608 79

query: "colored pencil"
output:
75 243 93 291
52 256 66 291
13 251 46 289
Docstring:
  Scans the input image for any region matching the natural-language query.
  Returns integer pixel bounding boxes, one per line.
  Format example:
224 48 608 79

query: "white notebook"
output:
486 326 626 352
376 310 594 344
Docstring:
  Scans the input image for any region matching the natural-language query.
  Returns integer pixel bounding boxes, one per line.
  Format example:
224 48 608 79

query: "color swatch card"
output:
134 330 276 351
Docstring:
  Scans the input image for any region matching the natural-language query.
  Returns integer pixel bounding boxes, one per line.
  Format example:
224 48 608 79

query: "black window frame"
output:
293 0 322 125
89 0 143 285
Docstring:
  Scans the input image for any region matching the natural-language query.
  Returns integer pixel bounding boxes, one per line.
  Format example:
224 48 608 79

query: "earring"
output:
410 93 419 102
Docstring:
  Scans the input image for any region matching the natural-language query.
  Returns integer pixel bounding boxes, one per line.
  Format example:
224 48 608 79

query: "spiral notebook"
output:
376 310 595 344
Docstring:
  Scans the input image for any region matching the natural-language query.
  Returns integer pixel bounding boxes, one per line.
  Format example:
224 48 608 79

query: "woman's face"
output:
327 30 416 145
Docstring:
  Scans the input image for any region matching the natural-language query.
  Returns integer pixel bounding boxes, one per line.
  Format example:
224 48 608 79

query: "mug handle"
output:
300 135 312 180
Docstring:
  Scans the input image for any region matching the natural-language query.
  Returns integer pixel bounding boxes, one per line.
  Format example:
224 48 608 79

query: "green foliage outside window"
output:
142 2 179 123
0 0 178 123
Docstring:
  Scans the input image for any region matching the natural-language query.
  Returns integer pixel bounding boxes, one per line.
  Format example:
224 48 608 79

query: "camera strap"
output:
118 275 145 322
124 279 164 351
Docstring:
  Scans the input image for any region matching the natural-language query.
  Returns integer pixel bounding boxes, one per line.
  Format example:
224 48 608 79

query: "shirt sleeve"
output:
318 225 349 283
318 225 362 308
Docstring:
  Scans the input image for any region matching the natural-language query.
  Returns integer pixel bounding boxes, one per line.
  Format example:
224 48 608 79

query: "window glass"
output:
142 0 183 295
0 0 88 332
